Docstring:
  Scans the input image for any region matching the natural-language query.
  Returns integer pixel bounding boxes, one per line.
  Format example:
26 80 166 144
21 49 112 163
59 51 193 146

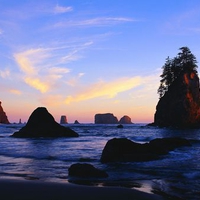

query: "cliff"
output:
154 71 200 128
95 113 118 124
0 101 9 124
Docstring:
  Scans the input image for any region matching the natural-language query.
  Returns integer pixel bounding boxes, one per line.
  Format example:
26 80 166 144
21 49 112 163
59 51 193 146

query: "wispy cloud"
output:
60 41 93 63
66 73 85 86
14 47 70 93
65 76 142 104
10 89 22 95
0 68 10 78
163 8 200 35
54 5 73 14
54 17 136 28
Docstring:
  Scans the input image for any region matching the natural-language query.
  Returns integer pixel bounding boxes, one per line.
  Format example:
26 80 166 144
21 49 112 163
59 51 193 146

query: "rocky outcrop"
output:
60 115 68 124
100 137 191 163
68 163 108 178
95 113 118 124
119 115 132 124
154 71 200 128
12 107 79 138
0 101 9 124
74 120 80 124
117 124 123 128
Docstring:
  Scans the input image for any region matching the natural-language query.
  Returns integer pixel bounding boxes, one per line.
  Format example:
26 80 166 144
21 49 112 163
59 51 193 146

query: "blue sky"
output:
1 0 200 123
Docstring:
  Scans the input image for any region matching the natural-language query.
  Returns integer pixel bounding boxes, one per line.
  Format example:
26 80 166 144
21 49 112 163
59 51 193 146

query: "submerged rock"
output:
154 71 200 128
11 107 79 138
117 124 123 128
68 163 108 178
95 113 118 124
100 137 191 163
0 101 9 124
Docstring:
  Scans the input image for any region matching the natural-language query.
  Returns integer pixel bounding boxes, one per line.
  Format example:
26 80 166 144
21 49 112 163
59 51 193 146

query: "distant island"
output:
94 113 132 124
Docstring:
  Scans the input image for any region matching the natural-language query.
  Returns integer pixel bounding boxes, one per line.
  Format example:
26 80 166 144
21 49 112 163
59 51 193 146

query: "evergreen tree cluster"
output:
158 47 198 98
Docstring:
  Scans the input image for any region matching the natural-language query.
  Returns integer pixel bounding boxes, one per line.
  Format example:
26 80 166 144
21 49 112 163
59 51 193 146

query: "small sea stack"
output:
74 120 80 124
11 107 79 138
119 115 132 124
95 113 118 124
60 115 68 124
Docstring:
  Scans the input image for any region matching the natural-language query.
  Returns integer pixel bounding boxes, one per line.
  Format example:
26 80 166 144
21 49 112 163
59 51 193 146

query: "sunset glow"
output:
1 0 200 123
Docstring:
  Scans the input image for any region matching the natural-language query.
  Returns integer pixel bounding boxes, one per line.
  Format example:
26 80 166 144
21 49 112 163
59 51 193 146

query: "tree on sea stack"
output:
158 47 198 98
154 47 200 128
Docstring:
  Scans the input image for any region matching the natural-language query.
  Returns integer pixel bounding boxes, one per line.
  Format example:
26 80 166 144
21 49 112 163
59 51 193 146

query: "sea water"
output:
0 123 200 199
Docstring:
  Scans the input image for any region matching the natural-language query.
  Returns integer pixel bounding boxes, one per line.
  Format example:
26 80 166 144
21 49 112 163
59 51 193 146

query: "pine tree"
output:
158 47 198 98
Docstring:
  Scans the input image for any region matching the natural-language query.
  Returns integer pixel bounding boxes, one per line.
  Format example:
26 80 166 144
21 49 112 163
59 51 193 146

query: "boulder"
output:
100 137 191 163
119 115 132 124
68 163 108 178
154 71 200 128
95 113 118 124
60 115 68 124
117 124 123 128
0 101 9 124
11 107 79 138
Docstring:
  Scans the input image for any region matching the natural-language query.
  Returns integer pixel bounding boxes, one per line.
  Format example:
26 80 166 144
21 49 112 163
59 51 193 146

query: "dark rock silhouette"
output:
60 115 68 124
74 120 80 124
95 113 118 124
11 107 79 138
68 163 108 178
100 137 191 163
154 71 200 128
117 124 123 128
0 101 9 124
119 115 132 124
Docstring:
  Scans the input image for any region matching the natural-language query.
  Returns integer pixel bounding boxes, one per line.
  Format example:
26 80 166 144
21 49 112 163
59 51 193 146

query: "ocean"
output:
0 123 200 199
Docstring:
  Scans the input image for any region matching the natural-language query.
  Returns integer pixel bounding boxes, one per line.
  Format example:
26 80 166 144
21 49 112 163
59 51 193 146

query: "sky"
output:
1 0 200 123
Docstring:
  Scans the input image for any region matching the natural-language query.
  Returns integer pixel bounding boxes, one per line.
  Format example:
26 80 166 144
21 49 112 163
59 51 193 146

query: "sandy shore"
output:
0 178 164 200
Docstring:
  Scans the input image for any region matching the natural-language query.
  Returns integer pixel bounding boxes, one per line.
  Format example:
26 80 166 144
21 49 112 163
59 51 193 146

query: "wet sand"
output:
0 178 164 200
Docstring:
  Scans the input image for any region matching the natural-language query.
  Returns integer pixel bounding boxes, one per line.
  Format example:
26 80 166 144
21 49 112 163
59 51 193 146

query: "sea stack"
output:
60 115 68 124
74 120 80 124
119 115 132 124
12 107 79 137
0 101 9 124
95 113 118 124
154 71 200 128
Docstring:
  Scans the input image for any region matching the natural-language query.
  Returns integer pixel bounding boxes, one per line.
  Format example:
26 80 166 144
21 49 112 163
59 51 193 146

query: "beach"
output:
0 178 164 200
1 124 199 199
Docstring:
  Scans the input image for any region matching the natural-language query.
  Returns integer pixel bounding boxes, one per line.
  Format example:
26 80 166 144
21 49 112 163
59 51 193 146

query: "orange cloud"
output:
65 76 142 104
14 48 70 93
25 77 49 93
10 89 22 95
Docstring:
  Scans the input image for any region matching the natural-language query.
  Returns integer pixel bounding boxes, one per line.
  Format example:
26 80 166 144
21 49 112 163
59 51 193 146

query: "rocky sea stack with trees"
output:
154 47 200 128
